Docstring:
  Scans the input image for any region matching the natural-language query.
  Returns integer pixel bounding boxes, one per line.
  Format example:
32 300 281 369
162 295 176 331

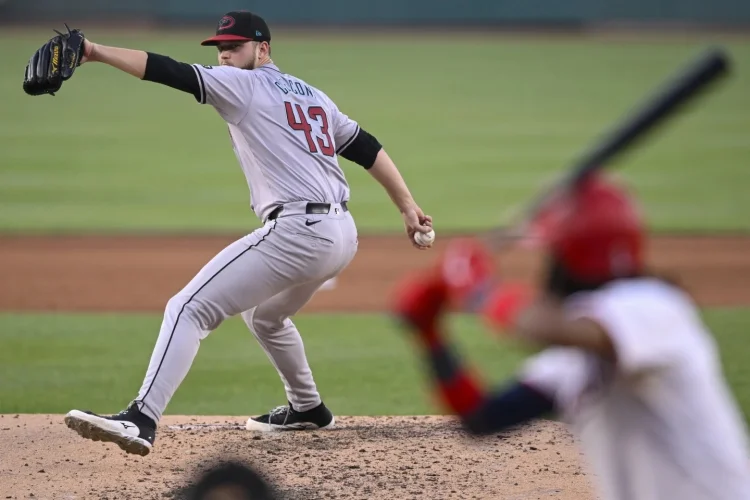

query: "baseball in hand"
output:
414 228 435 247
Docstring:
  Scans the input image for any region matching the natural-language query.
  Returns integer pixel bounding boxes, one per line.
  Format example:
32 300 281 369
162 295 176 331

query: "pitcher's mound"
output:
0 414 594 499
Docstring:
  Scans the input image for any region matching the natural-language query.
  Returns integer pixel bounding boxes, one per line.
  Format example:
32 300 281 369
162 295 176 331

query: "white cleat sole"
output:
64 410 152 456
245 415 336 432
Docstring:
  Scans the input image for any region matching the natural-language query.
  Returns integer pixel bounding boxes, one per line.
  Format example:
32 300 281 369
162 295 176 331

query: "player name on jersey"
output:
274 78 314 97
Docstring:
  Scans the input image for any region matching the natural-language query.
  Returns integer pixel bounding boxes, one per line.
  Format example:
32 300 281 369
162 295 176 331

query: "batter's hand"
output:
402 206 433 250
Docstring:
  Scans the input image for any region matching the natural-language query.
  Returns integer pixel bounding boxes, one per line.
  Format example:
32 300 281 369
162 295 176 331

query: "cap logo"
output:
218 16 235 30
256 30 263 37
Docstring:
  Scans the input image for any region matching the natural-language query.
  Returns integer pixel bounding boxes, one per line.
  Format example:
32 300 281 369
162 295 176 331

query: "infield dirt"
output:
1 233 748 499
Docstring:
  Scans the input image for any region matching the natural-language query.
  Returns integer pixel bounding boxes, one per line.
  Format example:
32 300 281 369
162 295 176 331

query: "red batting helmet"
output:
538 174 645 283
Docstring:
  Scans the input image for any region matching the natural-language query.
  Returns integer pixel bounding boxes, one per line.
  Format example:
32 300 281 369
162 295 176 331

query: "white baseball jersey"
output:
191 63 360 221
520 278 750 500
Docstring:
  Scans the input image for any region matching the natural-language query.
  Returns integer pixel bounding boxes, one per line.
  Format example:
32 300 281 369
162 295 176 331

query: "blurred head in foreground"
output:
187 461 278 500
532 174 645 298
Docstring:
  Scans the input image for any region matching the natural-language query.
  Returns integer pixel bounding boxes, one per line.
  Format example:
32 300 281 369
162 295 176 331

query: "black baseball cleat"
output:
64 402 156 456
245 401 335 432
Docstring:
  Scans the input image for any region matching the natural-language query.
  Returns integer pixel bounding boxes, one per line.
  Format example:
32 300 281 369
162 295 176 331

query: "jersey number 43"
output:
284 102 335 157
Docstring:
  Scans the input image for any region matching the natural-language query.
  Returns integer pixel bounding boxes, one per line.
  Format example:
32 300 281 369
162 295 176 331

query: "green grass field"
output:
2 32 750 422
1 309 750 420
1 31 749 233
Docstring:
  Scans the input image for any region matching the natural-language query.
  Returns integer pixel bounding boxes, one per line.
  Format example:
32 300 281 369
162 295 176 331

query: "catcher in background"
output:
394 174 750 500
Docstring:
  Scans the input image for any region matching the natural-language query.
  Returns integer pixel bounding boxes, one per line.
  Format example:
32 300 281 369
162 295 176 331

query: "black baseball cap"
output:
200 11 271 46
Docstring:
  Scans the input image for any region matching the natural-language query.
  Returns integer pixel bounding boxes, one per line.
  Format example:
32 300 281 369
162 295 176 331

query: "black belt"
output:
267 201 348 221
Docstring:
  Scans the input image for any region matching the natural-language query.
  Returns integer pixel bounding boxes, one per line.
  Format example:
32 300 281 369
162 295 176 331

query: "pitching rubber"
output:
64 410 152 456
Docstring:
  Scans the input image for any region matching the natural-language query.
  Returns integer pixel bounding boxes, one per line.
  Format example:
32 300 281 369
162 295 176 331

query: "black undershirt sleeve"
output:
463 382 556 435
142 52 201 102
339 128 382 169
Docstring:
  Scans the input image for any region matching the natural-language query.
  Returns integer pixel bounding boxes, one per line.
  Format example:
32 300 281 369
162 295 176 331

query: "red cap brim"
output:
200 34 254 46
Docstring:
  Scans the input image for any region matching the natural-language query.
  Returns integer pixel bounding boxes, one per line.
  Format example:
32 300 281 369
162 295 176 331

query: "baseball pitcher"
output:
394 174 750 500
23 12 434 456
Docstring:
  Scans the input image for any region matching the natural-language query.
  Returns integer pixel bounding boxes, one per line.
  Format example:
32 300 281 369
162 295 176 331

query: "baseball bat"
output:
484 46 732 249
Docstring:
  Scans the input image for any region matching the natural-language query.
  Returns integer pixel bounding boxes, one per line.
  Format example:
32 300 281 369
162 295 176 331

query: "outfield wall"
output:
1 0 749 26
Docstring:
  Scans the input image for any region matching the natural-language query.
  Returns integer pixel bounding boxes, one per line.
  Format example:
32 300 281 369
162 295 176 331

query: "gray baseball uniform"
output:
135 63 361 422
